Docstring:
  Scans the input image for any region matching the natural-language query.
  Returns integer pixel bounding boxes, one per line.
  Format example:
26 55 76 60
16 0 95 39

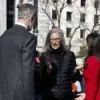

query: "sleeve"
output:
40 53 51 83
22 35 36 100
70 52 77 80
85 56 100 100
40 54 48 79
40 54 45 78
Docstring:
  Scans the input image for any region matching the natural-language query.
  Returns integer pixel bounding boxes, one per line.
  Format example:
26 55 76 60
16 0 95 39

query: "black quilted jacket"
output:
40 48 76 100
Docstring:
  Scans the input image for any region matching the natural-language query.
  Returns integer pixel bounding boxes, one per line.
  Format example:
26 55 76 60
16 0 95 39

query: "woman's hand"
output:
75 65 83 70
74 93 85 100
75 65 84 75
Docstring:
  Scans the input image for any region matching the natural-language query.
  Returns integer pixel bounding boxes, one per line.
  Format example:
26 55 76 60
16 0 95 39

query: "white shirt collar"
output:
16 22 27 29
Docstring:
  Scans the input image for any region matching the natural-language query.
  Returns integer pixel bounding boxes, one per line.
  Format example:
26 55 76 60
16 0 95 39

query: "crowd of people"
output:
0 3 100 100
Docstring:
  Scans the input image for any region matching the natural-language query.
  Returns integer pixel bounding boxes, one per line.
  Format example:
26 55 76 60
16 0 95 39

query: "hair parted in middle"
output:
44 27 67 52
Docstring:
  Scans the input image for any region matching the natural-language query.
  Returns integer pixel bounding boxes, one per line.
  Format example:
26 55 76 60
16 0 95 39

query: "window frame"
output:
66 28 72 37
81 0 86 7
66 12 72 21
52 10 57 20
80 13 86 23
80 29 85 39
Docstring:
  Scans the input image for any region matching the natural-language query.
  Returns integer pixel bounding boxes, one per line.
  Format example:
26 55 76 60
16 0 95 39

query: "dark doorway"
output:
7 0 15 29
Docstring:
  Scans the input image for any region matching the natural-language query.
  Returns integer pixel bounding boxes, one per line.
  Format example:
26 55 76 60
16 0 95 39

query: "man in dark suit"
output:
0 3 37 100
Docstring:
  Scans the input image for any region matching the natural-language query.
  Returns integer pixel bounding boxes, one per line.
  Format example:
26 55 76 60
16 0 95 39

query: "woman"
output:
77 32 100 100
40 28 76 100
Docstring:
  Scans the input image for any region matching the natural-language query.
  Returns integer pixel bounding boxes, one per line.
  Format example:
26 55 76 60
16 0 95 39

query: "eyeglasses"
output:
50 38 61 41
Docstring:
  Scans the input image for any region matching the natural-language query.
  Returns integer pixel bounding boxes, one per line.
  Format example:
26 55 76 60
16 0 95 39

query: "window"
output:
80 13 86 22
94 0 99 8
67 0 72 5
53 0 57 3
66 28 71 37
66 12 72 21
52 10 57 19
94 15 99 24
80 29 85 39
81 0 86 6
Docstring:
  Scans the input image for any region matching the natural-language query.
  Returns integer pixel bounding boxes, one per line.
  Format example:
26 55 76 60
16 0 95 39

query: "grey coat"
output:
0 25 36 100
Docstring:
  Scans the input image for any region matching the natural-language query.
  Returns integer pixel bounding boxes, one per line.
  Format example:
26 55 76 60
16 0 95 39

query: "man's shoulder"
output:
1 25 35 41
12 25 35 38
13 25 28 34
25 32 36 42
2 25 27 36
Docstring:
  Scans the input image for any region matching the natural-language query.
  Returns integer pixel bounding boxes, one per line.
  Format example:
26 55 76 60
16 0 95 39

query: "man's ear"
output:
31 12 37 22
31 15 35 23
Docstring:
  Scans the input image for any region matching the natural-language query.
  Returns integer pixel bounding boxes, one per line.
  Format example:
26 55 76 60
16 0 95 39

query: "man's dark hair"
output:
18 3 36 19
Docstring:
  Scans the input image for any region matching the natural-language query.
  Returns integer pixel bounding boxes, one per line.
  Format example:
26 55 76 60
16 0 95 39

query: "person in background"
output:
75 32 100 100
74 70 86 100
74 58 86 100
83 32 100 100
0 3 36 100
40 28 76 100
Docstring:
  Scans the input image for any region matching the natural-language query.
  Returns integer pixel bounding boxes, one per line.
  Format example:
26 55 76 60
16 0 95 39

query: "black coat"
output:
0 25 36 100
40 49 76 100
